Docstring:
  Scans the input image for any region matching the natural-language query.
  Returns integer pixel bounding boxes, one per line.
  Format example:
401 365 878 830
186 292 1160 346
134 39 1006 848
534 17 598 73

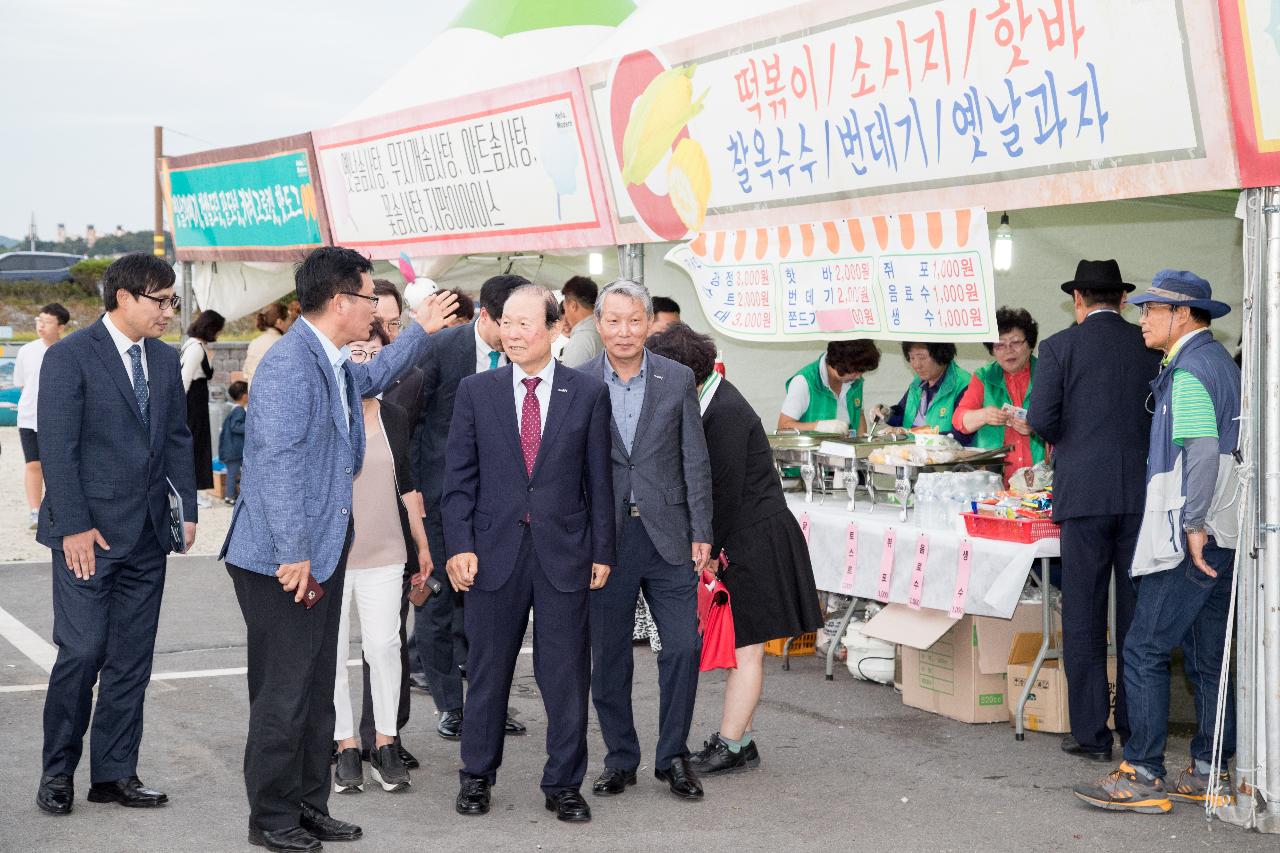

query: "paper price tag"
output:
907 532 930 610
876 527 896 602
800 512 810 545
839 523 858 594
950 538 973 619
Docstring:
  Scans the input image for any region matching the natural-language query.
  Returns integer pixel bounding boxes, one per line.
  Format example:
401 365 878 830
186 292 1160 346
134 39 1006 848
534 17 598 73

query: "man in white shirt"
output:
14 302 69 529
559 276 603 368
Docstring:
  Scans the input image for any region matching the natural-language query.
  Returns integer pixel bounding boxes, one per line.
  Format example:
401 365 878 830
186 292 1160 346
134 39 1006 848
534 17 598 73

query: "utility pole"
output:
154 126 166 258
28 211 36 251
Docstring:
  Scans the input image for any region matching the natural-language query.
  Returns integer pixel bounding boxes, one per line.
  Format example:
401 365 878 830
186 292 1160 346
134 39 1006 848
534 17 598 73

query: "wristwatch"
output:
1183 523 1206 535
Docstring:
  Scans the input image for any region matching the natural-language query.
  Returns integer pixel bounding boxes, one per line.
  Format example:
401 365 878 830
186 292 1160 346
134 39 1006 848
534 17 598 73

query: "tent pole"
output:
1261 186 1280 832
180 260 193 344
617 244 644 285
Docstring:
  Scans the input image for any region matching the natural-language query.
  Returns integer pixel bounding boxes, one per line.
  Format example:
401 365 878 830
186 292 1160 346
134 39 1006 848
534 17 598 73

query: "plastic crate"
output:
962 512 1060 543
764 632 816 657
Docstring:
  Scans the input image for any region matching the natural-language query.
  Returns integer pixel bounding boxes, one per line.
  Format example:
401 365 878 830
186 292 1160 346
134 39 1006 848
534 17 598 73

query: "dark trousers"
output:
359 562 412 749
591 515 700 772
42 524 166 783
224 461 243 501
1058 514 1140 750
1122 540 1236 779
461 529 589 794
229 552 347 833
413 510 465 714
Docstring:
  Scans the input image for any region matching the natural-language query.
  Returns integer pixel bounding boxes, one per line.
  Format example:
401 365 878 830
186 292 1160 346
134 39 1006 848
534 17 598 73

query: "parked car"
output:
0 251 85 282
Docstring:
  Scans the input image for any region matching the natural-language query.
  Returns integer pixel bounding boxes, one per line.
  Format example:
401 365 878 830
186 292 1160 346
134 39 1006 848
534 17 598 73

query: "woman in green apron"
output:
777 339 881 434
879 342 972 443
953 307 1045 484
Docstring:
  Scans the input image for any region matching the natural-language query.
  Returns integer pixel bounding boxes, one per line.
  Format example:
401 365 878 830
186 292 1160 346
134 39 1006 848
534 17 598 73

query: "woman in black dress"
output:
181 310 225 505
646 323 822 775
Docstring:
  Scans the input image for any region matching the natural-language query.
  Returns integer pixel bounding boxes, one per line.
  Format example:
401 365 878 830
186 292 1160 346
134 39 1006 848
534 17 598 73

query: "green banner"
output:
167 150 324 251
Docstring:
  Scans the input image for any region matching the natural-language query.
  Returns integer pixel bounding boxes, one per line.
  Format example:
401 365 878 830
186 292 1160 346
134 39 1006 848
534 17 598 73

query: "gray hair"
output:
506 283 561 328
595 279 653 321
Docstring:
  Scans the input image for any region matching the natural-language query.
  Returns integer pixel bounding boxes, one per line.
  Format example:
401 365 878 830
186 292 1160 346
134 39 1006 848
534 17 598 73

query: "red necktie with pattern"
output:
520 377 541 477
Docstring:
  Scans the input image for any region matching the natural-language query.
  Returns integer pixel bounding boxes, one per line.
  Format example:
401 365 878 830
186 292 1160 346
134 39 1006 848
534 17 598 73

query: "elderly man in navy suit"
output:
1029 260 1160 763
442 284 614 823
34 253 197 817
410 274 529 741
221 247 455 853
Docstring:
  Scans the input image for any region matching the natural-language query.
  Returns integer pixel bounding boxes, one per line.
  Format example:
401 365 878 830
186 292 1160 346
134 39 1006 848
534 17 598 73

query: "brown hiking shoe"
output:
1072 762 1173 814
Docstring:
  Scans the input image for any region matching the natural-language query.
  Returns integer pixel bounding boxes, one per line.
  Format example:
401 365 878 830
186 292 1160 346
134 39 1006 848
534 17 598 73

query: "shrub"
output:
69 258 114 292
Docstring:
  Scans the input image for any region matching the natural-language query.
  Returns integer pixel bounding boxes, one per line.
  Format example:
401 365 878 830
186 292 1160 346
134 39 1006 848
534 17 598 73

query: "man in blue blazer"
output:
35 253 197 816
1029 260 1160 763
442 285 614 823
410 274 527 740
220 247 455 853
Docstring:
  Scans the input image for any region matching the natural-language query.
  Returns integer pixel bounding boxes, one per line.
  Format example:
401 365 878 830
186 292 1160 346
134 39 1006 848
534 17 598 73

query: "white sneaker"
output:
196 494 212 508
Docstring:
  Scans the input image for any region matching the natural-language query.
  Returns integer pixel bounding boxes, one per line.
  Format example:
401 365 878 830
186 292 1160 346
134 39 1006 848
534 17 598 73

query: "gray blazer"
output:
219 319 433 582
579 350 712 566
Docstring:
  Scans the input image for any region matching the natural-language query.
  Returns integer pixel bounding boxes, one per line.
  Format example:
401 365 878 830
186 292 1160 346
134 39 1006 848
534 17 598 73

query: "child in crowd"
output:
218 381 248 505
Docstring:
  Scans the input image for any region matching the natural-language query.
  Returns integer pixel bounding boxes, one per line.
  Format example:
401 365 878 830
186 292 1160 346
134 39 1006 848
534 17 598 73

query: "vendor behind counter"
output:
952 307 1046 484
881 342 974 445
778 339 881 434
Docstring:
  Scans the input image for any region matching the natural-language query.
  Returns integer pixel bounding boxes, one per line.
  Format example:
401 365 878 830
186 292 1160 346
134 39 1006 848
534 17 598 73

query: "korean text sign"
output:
165 149 325 257
665 207 997 343
313 70 615 257
594 0 1209 243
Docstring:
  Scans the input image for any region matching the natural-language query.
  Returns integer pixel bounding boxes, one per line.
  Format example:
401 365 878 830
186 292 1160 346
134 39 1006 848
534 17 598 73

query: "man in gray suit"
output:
580 280 713 802
221 246 455 853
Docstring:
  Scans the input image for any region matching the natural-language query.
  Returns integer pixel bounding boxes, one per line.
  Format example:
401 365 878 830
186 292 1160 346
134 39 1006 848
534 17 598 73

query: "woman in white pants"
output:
333 322 432 793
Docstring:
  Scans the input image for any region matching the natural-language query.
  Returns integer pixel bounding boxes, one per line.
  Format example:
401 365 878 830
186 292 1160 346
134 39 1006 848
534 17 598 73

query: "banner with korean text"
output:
666 206 997 343
312 69 615 258
584 0 1237 244
162 134 331 262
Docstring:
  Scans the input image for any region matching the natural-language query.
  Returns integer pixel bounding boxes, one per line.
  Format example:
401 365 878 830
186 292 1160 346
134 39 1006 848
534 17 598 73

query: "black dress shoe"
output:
397 742 420 769
504 712 527 736
248 826 321 852
456 776 491 815
300 803 362 841
545 788 591 822
87 776 168 807
438 709 463 740
690 733 761 775
408 672 432 693
37 774 73 815
1060 735 1113 762
591 767 637 796
655 756 704 800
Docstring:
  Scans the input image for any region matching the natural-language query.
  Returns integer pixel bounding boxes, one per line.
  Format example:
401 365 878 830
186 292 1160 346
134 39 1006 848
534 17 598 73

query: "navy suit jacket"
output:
411 321 477 516
1028 311 1161 521
36 317 197 556
440 361 615 593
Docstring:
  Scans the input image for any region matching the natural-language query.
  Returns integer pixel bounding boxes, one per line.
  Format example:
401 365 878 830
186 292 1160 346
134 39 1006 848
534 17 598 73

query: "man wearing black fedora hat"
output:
1028 259 1160 763
1073 269 1241 814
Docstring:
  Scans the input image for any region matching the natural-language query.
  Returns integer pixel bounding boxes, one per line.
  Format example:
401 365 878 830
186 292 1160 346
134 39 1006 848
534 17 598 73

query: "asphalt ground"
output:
0 556 1273 853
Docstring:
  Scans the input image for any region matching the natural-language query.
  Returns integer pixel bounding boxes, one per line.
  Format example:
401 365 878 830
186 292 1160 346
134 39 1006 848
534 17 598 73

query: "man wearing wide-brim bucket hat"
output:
1074 269 1241 814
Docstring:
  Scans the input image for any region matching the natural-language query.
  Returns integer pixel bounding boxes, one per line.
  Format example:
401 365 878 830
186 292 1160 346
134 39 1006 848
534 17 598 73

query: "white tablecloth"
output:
786 493 1059 618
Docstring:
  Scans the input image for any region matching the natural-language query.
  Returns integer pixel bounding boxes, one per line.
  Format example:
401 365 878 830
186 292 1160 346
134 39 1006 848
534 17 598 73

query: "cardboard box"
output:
1005 632 1117 733
865 603 1041 724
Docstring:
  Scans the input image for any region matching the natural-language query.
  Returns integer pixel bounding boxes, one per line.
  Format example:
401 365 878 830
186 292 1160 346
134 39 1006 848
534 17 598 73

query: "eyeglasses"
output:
138 293 181 310
349 348 380 363
1139 303 1171 317
991 338 1027 352
340 291 380 309
386 319 403 330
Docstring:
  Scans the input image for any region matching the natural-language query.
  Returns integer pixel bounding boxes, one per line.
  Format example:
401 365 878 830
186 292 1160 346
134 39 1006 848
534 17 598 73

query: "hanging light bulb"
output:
993 212 1013 272
588 251 604 276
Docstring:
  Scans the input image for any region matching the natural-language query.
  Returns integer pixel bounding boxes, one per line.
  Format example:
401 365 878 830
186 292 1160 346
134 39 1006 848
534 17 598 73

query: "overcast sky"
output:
0 0 468 241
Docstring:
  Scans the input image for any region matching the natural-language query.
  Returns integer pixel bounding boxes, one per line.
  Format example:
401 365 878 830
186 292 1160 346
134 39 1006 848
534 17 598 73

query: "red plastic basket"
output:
961 512 1060 543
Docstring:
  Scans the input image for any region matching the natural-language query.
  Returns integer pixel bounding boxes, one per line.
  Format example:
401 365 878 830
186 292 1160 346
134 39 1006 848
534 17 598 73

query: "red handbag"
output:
697 552 737 672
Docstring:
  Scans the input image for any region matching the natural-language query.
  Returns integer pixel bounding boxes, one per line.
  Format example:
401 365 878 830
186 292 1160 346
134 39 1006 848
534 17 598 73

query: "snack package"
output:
1008 461 1053 493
